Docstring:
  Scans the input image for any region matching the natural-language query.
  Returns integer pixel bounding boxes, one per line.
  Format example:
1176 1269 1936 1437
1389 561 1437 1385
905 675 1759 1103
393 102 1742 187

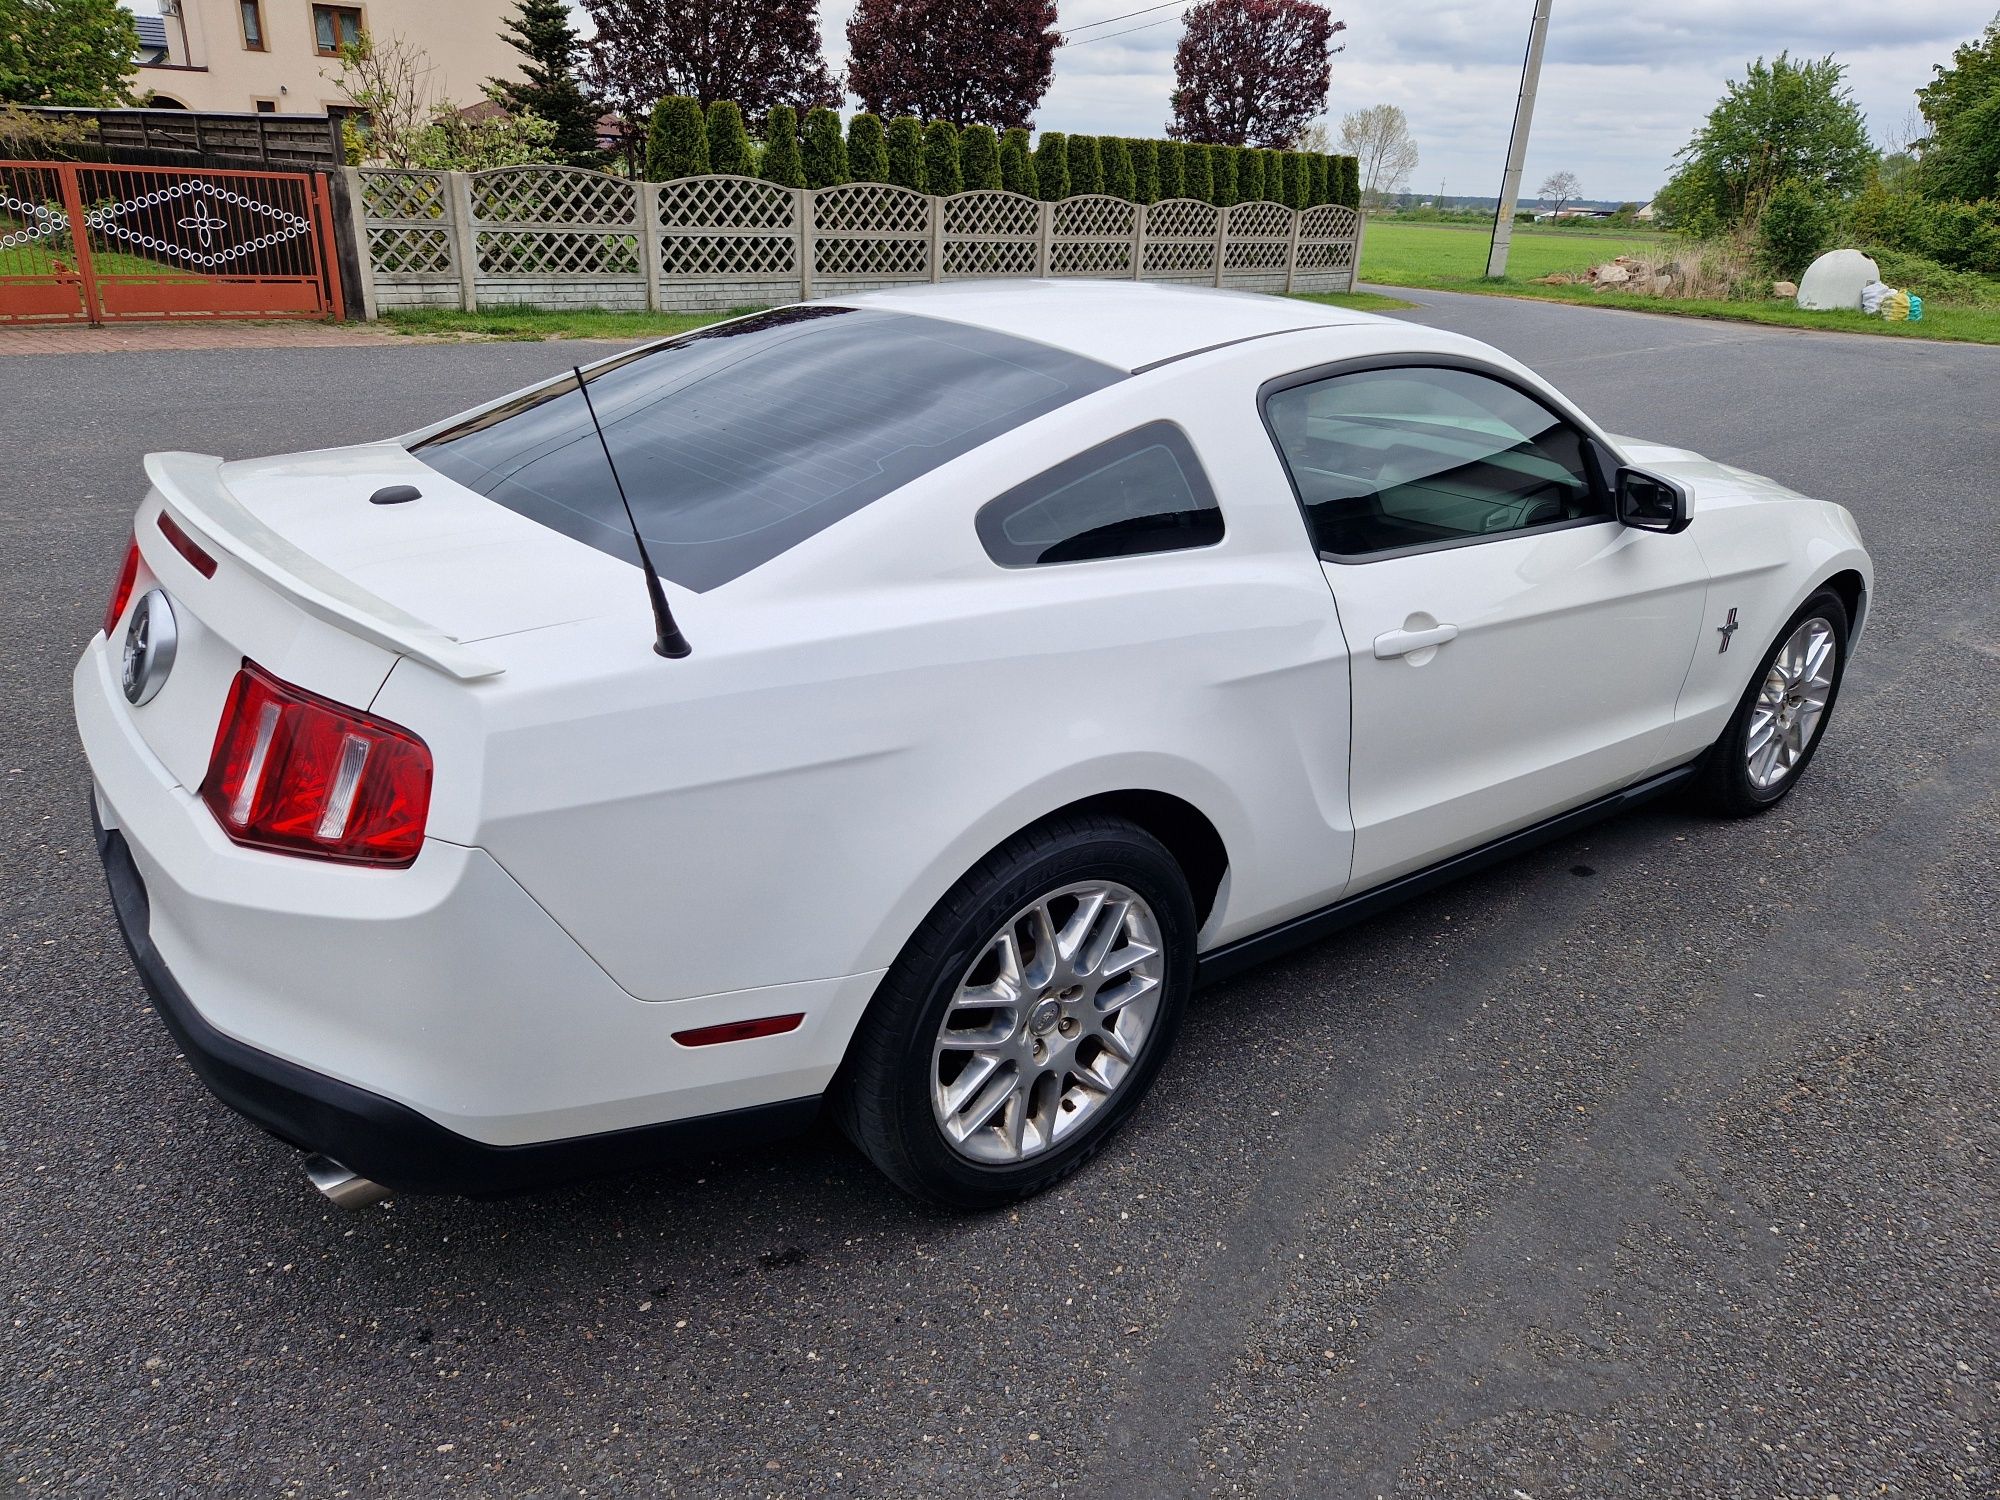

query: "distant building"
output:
130 0 519 117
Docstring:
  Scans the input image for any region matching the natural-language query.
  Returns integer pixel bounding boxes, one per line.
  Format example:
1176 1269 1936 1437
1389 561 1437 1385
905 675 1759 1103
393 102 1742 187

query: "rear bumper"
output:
94 808 819 1196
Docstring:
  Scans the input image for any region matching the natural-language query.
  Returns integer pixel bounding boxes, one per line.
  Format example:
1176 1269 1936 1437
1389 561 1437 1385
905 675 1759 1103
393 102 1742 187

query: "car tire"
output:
833 814 1196 1209
1695 588 1850 817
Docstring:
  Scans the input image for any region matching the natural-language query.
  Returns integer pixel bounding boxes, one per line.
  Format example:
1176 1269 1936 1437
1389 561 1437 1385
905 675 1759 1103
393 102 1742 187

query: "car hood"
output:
1609 435 1810 505
213 440 643 646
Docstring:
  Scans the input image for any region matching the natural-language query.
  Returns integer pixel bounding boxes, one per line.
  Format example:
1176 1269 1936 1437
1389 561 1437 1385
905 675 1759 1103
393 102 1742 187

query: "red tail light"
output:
104 533 141 637
200 661 433 867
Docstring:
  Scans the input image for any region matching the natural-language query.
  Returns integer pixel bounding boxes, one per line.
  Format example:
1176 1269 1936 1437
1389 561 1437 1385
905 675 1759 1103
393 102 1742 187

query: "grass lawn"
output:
1358 218 2000 346
380 289 1418 342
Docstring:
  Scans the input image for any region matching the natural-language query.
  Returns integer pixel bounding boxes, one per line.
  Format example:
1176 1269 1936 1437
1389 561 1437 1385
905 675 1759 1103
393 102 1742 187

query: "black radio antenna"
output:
573 363 690 659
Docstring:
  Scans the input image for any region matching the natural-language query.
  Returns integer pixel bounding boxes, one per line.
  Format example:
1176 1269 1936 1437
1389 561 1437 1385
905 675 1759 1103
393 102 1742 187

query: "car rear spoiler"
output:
143 452 503 682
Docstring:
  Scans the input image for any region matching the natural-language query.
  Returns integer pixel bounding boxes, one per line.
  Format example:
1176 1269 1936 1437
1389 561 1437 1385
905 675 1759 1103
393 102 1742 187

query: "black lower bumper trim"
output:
92 807 821 1197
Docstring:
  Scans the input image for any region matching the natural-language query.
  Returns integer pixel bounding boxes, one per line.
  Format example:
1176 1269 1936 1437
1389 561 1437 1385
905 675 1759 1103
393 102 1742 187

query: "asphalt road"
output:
3 293 1995 1498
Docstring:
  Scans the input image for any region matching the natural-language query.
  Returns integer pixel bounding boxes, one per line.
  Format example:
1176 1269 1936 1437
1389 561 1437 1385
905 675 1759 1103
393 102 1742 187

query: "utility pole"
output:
1485 0 1554 278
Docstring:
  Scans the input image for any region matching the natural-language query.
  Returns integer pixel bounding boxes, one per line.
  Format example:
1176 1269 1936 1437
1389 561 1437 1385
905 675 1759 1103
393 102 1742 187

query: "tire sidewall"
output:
1712 589 1850 809
882 827 1196 1207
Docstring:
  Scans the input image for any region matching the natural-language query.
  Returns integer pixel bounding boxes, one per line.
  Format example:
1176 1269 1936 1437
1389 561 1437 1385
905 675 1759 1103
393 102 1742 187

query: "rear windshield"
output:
411 306 1124 591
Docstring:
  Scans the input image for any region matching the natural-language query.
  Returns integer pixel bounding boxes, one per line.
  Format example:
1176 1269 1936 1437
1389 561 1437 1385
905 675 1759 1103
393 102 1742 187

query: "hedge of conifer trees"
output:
643 98 1360 211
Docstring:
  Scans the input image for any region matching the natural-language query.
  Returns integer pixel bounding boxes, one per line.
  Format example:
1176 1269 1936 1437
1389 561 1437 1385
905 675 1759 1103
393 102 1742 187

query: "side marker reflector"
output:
672 1014 805 1047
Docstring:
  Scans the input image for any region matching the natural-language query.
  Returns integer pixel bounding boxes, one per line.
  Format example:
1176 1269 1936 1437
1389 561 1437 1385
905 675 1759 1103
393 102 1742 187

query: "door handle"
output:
1373 623 1459 659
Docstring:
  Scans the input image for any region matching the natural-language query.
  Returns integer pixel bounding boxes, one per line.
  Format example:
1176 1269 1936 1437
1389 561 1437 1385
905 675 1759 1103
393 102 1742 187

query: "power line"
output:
1062 0 1191 35
1063 12 1189 46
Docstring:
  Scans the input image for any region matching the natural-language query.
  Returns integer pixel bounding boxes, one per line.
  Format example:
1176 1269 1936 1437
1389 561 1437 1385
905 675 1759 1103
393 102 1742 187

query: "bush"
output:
1099 136 1135 202
1130 138 1158 204
1182 140 1212 203
1863 245 2000 304
646 95 707 181
922 120 962 195
1000 127 1037 196
1754 178 1831 278
1848 182 2000 275
885 115 924 190
760 104 803 188
847 113 887 183
1157 140 1185 200
704 101 750 176
1066 134 1102 196
1034 131 1068 201
801 106 847 187
960 123 1001 191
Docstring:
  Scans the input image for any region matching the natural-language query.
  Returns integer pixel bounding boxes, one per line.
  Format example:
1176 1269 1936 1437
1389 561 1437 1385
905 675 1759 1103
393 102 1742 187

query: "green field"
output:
1357 218 2000 345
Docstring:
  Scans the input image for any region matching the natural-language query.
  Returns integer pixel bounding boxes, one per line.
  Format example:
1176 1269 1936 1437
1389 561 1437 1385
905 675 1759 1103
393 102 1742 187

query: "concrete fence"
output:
346 165 1363 318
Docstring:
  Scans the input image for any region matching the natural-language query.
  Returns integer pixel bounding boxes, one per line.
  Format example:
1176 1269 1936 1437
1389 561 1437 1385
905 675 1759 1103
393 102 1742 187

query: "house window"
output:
254 98 278 113
312 4 364 56
239 0 265 50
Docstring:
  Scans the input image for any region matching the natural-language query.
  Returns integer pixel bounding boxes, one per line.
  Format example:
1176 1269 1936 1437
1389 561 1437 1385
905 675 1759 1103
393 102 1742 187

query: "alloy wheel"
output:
1746 616 1838 791
931 881 1166 1165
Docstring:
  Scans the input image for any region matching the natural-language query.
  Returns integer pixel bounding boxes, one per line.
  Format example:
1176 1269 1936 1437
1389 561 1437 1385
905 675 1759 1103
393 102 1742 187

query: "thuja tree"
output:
1034 131 1069 200
1130 138 1159 203
885 115 925 189
1307 151 1329 205
1235 146 1260 202
1066 134 1102 196
847 112 888 181
959 123 1001 190
1182 138 1213 202
647 95 708 180
922 119 962 195
801 105 848 186
705 99 751 174
761 103 804 186
1157 140 1186 200
999 127 1037 195
1100 136 1136 201
1211 144 1238 206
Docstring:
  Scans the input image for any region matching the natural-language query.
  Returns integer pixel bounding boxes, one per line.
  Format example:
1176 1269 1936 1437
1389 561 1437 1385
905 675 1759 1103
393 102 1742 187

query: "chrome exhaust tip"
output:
304 1154 392 1210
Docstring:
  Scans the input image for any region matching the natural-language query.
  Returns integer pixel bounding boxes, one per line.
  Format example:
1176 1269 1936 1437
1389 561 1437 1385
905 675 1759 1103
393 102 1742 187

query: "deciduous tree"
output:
579 0 836 124
1337 102 1417 207
1167 0 1344 148
1915 15 2000 203
0 0 137 107
844 0 1059 130
1538 169 1580 215
492 0 600 166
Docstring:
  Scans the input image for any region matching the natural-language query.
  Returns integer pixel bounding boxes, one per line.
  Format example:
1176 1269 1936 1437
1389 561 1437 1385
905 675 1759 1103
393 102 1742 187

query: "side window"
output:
977 422 1224 567
1264 366 1607 560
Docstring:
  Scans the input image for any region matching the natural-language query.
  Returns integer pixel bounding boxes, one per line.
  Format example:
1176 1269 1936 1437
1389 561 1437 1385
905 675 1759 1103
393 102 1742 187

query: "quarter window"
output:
977 422 1223 567
313 4 363 55
1264 366 1606 559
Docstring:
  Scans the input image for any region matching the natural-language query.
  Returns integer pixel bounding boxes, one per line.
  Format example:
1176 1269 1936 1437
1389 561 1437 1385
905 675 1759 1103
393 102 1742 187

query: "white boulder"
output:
1796 250 1880 311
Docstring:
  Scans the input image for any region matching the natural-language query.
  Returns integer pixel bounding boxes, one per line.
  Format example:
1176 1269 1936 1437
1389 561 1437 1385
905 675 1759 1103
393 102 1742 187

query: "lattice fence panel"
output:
657 174 798 279
360 169 446 223
368 224 454 275
1051 194 1136 276
477 229 641 276
1141 197 1218 276
814 182 929 234
942 190 1039 278
472 166 636 226
1223 200 1295 271
1295 205 1360 274
815 233 928 276
658 174 797 231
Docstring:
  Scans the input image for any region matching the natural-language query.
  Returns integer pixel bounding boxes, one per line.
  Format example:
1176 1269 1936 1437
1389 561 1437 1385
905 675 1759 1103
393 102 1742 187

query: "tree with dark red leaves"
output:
845 0 1061 131
579 0 837 124
1167 0 1345 148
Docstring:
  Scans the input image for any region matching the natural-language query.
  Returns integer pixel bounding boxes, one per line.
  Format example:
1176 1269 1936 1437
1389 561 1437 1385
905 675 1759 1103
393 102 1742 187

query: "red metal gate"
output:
0 160 343 324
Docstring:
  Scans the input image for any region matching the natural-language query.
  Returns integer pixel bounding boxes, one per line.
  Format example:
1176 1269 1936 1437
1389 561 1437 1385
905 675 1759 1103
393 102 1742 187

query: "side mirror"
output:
1615 467 1691 534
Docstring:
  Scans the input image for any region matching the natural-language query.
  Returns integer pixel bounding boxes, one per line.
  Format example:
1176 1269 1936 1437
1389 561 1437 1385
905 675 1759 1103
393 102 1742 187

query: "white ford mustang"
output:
76 283 1871 1209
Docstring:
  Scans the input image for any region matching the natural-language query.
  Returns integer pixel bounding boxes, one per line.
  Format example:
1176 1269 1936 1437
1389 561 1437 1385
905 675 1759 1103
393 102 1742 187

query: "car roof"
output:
821 280 1391 374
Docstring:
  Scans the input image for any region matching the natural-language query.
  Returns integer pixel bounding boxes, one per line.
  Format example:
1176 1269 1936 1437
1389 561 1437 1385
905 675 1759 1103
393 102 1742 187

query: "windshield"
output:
411 305 1125 591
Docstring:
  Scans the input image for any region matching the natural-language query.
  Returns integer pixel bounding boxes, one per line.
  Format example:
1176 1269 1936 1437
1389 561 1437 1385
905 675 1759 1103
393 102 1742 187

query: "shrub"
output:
1100 136 1135 201
705 101 750 175
960 123 1001 191
885 115 924 190
1066 134 1102 196
1034 131 1068 200
1283 150 1307 209
1848 182 2000 275
1265 149 1289 206
847 112 888 182
1753 178 1830 279
1156 139 1185 200
1231 146 1257 204
646 95 707 181
1307 152 1329 206
1182 139 1212 203
1862 246 2000 304
760 104 803 187
1000 127 1037 196
801 106 848 187
918 120 959 195
1130 138 1158 204
1208 145 1236 207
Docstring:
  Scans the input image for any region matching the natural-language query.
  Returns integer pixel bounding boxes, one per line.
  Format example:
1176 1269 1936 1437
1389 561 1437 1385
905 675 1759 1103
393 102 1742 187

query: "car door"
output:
1263 360 1709 890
